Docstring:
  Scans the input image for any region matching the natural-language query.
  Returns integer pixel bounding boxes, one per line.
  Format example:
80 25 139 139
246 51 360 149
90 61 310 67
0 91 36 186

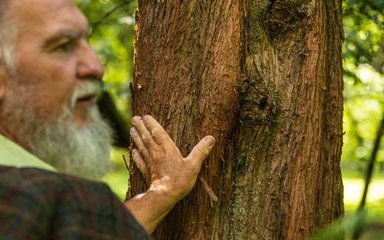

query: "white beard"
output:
1 80 114 180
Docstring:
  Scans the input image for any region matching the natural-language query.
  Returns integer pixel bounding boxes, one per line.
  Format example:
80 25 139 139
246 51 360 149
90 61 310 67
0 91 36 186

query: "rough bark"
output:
129 0 344 239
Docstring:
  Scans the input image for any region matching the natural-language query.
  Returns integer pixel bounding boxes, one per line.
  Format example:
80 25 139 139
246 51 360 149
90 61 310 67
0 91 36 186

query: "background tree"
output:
130 0 344 239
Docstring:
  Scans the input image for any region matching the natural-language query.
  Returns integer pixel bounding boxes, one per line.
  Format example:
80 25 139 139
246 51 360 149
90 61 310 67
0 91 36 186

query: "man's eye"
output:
57 41 74 52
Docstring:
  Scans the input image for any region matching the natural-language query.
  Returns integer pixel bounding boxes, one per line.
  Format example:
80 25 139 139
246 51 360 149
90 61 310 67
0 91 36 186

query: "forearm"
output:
124 187 178 234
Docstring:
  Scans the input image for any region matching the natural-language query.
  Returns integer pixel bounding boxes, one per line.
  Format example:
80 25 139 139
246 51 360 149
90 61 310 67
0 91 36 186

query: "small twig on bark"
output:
122 153 130 172
199 176 218 207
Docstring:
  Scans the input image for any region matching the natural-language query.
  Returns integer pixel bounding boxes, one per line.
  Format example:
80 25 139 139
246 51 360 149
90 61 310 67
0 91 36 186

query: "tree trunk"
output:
129 0 344 239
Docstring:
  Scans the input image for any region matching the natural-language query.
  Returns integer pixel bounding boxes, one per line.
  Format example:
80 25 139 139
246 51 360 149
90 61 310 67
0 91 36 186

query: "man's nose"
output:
77 41 104 80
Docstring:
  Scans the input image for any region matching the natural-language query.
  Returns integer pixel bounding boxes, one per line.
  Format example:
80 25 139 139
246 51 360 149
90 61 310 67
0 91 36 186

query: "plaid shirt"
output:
0 166 151 240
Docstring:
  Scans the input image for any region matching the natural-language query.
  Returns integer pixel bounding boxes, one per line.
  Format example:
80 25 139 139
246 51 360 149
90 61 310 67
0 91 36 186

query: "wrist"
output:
149 176 192 203
125 185 179 234
148 180 180 204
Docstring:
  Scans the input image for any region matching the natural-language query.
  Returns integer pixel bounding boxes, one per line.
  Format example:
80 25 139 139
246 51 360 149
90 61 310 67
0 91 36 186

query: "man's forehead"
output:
8 0 76 13
7 0 86 27
5 0 89 42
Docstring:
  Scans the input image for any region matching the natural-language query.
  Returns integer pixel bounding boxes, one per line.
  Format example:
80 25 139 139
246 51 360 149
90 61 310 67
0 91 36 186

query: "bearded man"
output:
0 0 215 239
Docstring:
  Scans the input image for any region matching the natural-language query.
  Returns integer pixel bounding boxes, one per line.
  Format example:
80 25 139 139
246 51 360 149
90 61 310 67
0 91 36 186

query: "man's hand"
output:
125 115 215 233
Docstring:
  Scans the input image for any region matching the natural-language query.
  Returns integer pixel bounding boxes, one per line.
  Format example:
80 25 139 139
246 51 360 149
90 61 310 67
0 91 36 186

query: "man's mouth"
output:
77 93 98 103
70 81 102 109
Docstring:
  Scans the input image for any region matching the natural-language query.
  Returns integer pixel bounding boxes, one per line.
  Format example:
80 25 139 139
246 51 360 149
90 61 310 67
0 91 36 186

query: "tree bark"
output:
129 0 344 239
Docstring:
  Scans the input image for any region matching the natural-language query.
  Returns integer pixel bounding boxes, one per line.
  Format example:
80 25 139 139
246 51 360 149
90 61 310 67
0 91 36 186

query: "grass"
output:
344 176 384 222
344 178 384 210
312 176 384 239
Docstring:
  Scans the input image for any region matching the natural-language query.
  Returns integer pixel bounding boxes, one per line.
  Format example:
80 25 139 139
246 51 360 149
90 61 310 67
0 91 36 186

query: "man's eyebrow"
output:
43 29 90 48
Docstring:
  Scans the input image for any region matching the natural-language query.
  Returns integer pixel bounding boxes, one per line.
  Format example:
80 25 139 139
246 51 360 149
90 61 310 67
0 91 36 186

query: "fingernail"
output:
131 116 141 125
131 117 137 125
132 148 137 155
204 136 215 147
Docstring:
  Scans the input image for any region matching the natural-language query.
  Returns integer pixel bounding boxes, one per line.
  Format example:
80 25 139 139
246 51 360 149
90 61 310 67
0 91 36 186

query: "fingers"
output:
132 115 172 145
130 126 149 158
141 115 171 145
132 116 157 146
131 149 150 184
187 136 215 169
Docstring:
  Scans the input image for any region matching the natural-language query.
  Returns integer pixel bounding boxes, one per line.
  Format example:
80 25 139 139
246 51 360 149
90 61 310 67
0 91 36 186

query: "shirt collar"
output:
0 134 56 172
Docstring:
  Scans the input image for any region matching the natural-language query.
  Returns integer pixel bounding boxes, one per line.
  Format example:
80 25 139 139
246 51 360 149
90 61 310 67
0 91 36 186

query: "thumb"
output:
187 136 215 167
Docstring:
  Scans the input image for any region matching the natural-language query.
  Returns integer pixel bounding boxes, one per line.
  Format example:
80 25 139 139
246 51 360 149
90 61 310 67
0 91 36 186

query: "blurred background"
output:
77 0 384 231
76 0 136 201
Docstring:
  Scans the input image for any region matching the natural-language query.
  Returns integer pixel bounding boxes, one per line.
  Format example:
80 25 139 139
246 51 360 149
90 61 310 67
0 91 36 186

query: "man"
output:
0 0 215 239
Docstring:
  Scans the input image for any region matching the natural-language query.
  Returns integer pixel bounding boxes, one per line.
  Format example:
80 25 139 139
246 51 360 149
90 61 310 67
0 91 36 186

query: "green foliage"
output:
343 0 384 69
103 148 130 200
342 0 384 174
77 0 137 120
